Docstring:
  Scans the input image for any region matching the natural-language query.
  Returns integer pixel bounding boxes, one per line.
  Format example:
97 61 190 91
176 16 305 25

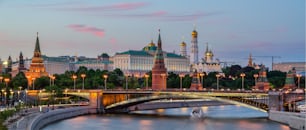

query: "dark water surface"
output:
43 105 292 130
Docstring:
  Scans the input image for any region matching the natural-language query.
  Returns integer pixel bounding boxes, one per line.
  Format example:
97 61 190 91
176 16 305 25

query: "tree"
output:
11 72 27 90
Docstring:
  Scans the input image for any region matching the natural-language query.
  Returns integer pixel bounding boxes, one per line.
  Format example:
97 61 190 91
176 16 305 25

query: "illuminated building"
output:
25 33 49 87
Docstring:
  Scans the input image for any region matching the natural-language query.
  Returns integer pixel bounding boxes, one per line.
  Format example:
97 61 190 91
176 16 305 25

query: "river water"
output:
43 105 292 130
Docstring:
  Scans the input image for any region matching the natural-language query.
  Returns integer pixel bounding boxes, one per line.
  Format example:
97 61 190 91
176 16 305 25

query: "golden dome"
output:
180 41 186 46
148 40 156 47
191 30 198 36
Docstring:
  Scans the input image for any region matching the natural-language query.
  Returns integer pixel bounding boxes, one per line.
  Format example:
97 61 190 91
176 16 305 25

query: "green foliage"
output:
11 72 27 90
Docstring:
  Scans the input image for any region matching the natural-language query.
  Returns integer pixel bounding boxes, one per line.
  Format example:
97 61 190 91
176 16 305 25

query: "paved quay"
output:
6 108 41 130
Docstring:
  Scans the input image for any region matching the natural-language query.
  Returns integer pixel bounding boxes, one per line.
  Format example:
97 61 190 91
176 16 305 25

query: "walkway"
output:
7 108 41 130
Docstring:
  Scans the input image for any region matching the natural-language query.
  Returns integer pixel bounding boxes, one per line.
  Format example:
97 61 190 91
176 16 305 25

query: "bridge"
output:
25 89 304 113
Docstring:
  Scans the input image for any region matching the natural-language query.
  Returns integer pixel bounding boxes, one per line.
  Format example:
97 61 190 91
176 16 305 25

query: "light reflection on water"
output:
43 105 290 130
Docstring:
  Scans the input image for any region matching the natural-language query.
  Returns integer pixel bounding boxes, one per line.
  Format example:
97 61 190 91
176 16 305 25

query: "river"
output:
43 105 291 130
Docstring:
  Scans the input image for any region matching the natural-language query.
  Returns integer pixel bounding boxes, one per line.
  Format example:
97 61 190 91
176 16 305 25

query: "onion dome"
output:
180 41 186 46
191 30 198 37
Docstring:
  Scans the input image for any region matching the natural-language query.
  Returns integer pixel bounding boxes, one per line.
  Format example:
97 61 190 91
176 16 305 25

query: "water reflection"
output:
43 105 290 130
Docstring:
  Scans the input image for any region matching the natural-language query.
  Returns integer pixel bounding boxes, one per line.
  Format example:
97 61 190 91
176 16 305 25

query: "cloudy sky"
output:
0 0 304 68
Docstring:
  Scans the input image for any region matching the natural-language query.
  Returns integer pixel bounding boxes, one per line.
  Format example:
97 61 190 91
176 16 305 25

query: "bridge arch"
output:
105 94 268 113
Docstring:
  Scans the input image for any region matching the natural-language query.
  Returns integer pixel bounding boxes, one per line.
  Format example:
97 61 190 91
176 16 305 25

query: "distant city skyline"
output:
0 0 304 68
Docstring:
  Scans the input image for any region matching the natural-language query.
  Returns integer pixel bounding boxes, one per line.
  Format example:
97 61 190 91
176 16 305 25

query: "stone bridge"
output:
26 89 304 113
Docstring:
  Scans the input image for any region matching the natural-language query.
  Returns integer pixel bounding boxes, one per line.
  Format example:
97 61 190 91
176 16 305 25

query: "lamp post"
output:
296 74 302 89
4 78 10 89
199 73 205 88
179 74 185 91
125 74 129 90
240 73 246 90
161 73 167 89
144 74 149 90
51 76 55 86
10 90 13 107
64 88 68 104
1 89 4 105
81 74 86 90
49 75 53 86
32 78 36 90
0 76 3 83
25 89 27 108
253 74 258 86
26 76 31 90
72 75 77 90
103 75 108 90
216 74 220 91
4 92 7 107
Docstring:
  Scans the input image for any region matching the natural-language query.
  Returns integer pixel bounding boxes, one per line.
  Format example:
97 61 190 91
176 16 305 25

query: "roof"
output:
116 50 152 56
166 53 185 58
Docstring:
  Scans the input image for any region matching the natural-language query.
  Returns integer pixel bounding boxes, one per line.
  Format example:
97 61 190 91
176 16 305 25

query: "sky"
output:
0 0 305 68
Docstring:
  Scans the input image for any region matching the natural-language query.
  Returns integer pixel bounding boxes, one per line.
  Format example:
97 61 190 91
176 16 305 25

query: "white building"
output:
192 43 222 73
112 41 190 75
273 62 306 75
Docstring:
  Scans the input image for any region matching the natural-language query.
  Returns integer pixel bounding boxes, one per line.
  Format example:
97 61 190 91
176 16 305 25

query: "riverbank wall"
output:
269 110 306 130
27 106 97 130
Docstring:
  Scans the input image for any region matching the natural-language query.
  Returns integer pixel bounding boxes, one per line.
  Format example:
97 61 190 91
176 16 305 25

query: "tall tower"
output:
6 56 12 73
180 38 187 57
248 53 253 67
18 52 26 71
190 27 198 64
25 32 48 89
152 30 167 90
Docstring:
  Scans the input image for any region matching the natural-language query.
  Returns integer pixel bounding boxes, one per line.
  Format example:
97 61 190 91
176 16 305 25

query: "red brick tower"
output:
152 30 167 90
190 70 203 90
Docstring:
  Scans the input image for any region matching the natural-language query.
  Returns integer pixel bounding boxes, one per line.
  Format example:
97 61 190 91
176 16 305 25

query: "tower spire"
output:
35 32 41 53
157 29 161 49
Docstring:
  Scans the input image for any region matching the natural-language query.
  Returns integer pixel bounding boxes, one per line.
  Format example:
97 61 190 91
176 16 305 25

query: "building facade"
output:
112 41 189 75
273 62 306 75
191 43 222 73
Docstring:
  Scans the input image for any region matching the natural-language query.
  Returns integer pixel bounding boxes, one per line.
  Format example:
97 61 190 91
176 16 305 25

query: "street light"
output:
81 74 86 90
253 74 259 86
49 75 53 86
103 75 108 90
32 78 36 90
144 74 149 90
296 74 302 89
51 76 55 86
216 74 221 91
72 75 77 90
240 73 246 90
161 73 167 89
4 78 10 89
199 73 205 88
125 74 130 90
179 74 185 91
0 76 3 83
26 75 31 90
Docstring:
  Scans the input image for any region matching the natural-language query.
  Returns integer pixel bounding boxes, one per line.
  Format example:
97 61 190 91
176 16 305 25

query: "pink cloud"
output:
102 11 221 22
63 2 149 11
67 24 105 38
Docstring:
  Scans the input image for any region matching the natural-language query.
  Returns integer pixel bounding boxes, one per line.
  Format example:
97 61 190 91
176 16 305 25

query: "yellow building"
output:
25 33 48 89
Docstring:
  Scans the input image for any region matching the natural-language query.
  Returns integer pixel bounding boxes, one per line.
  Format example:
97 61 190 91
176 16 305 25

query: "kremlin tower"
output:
190 27 199 64
152 30 167 90
25 33 48 89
